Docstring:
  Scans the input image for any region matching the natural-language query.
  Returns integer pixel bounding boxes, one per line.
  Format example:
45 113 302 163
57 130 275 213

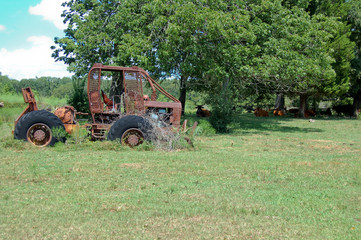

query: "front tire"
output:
108 115 153 147
14 110 66 147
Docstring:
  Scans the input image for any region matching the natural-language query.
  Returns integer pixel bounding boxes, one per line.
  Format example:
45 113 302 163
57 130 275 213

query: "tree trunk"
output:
274 93 285 110
179 75 187 115
312 98 317 111
299 94 307 118
352 92 361 117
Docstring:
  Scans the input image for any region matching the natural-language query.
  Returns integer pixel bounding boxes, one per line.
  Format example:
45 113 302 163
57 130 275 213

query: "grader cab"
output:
14 63 182 147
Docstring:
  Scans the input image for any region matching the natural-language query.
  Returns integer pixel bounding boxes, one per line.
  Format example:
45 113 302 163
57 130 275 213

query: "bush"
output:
208 90 234 133
194 119 216 136
67 77 89 113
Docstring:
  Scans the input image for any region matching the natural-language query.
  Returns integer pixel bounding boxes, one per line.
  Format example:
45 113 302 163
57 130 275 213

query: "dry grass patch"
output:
119 163 143 169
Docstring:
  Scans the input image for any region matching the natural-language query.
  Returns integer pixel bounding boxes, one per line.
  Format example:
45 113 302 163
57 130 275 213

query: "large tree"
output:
239 1 352 116
52 0 254 113
347 0 361 116
53 0 354 118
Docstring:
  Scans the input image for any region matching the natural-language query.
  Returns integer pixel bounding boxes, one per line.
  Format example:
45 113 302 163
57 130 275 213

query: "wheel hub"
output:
121 128 144 147
33 130 46 141
26 123 52 147
127 134 140 145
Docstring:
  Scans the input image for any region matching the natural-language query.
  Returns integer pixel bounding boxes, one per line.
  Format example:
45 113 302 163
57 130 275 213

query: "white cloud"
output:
0 25 5 31
29 0 67 29
0 36 71 79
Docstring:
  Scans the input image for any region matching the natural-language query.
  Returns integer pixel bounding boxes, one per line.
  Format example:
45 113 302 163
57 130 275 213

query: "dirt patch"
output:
182 193 205 201
307 139 333 143
322 161 348 166
119 163 143 169
307 143 351 153
295 161 312 166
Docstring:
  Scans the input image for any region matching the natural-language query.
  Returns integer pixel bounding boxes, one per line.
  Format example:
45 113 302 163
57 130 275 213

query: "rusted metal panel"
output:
145 101 181 127
124 71 144 114
54 106 76 124
88 123 112 140
89 91 104 113
14 88 38 126
63 123 79 134
144 101 181 109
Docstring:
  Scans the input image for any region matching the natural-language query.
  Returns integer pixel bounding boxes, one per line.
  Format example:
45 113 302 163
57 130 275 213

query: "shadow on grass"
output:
180 112 359 135
231 114 323 135
182 113 325 136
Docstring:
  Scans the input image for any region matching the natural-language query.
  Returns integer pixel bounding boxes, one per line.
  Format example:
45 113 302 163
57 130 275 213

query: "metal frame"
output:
14 87 38 127
14 64 182 142
86 63 182 140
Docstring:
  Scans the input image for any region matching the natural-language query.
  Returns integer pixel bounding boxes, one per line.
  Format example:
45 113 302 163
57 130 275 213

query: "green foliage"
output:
67 76 88 113
348 0 361 97
0 106 26 124
1 136 35 150
51 127 69 142
53 0 256 110
65 126 89 144
194 119 216 136
0 75 19 94
245 3 340 97
0 74 72 99
51 0 358 115
52 82 73 99
208 89 234 133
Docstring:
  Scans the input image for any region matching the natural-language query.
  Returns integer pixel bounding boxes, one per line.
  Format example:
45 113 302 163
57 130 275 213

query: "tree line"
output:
0 74 72 99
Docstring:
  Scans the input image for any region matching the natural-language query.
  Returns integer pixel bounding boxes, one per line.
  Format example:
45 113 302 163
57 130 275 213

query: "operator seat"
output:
89 91 104 113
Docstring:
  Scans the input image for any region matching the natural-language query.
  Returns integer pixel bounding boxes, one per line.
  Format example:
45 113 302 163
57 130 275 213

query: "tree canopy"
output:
52 0 359 119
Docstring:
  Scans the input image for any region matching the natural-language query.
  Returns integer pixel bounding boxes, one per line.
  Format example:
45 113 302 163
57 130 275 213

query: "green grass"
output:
0 93 67 123
0 106 360 238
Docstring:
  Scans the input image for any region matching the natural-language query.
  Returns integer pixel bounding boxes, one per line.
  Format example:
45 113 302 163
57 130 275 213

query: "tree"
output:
52 0 254 114
240 1 350 116
0 75 20 94
16 77 72 97
53 0 355 118
274 94 285 110
348 0 361 116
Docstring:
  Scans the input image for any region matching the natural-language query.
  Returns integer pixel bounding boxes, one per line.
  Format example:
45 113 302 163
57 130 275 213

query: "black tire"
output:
108 115 153 146
14 110 66 147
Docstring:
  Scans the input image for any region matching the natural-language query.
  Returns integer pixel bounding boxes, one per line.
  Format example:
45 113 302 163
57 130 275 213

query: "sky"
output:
0 0 71 80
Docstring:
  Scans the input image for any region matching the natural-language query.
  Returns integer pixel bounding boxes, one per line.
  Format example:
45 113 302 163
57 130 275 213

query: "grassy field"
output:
0 93 67 124
0 97 360 239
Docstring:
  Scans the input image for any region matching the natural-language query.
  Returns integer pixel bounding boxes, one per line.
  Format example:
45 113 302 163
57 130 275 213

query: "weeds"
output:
52 126 69 142
1 136 34 151
193 119 216 136
144 112 194 151
64 126 88 144
2 137 25 149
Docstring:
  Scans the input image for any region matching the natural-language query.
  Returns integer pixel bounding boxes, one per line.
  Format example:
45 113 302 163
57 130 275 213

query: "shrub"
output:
67 77 88 113
194 119 216 136
51 127 69 143
208 90 233 133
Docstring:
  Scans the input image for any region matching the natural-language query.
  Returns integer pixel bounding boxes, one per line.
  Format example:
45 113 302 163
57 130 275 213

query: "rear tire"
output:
108 115 153 147
14 110 66 147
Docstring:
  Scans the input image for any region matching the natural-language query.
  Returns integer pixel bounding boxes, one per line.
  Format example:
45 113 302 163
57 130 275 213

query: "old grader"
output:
14 63 186 147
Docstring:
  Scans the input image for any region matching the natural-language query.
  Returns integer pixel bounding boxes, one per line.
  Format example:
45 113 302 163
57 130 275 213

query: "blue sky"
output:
0 0 70 79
